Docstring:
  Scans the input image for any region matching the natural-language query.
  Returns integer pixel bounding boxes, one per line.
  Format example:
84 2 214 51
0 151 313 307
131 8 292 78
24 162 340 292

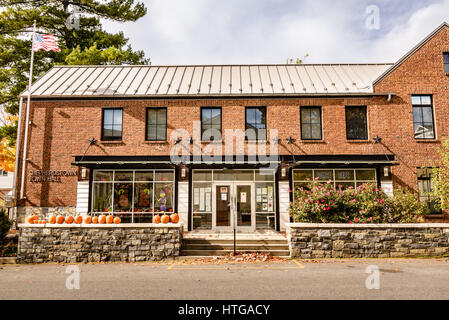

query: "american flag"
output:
32 34 61 52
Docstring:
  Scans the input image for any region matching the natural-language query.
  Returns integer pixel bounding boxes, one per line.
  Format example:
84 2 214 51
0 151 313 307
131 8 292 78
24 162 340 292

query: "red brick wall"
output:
15 26 449 216
374 26 449 191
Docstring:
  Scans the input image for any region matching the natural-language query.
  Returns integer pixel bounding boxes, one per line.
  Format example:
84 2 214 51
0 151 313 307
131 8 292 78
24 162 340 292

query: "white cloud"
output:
102 0 449 65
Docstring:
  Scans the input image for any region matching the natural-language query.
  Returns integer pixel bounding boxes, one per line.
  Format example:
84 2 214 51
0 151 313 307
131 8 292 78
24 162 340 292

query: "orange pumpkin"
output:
49 216 56 224
65 216 74 224
170 213 179 224
74 216 83 224
106 215 114 224
31 215 39 223
152 215 161 224
113 217 121 224
41 220 47 224
26 216 34 224
56 215 65 224
84 216 92 224
161 214 170 224
92 216 99 224
98 215 106 224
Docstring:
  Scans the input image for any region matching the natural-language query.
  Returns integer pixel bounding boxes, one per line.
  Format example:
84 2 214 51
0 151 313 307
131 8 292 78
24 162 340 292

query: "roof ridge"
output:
51 63 394 68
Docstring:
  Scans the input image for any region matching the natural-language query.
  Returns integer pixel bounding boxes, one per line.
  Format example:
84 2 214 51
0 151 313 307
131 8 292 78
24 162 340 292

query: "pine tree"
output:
0 0 149 151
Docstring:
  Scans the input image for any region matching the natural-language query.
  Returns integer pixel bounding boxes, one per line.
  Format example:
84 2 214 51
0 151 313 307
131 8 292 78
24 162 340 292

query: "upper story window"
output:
201 107 222 141
245 107 267 141
300 106 322 140
0 170 7 176
345 106 367 140
102 108 123 141
412 95 435 139
443 53 449 73
146 108 167 141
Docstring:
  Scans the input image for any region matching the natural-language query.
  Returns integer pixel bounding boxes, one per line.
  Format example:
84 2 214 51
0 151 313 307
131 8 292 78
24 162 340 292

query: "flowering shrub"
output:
290 181 428 223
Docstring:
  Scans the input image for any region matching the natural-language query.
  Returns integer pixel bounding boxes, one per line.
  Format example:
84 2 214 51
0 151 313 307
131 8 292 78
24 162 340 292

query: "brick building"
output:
14 22 449 231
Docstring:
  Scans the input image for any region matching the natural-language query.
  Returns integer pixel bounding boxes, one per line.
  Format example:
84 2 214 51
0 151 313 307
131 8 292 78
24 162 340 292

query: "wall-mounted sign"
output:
29 170 77 183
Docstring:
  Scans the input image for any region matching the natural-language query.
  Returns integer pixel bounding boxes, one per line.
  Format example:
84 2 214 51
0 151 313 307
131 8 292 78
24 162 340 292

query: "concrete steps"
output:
181 237 290 257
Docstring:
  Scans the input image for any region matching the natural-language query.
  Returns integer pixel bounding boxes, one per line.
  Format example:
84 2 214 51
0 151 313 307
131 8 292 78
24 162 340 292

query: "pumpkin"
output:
41 220 47 224
98 215 106 224
161 214 170 224
49 216 56 224
74 216 83 224
106 215 114 224
56 215 65 224
113 217 121 224
31 215 39 223
65 215 74 224
152 215 161 224
92 216 99 224
26 216 34 224
170 213 179 224
84 216 92 224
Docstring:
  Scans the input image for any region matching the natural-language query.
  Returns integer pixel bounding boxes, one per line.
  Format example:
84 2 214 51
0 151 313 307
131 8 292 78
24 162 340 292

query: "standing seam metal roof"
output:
22 64 393 98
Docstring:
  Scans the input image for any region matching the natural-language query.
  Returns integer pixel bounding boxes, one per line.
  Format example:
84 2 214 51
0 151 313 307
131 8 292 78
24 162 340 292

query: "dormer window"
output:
443 53 449 73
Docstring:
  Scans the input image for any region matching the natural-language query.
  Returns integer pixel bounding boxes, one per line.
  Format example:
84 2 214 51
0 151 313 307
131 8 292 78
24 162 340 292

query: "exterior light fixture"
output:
384 167 389 177
81 167 88 179
181 168 186 178
281 167 287 177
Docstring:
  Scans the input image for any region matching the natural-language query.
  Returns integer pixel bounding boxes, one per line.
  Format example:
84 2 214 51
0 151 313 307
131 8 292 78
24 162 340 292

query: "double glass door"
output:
213 182 254 231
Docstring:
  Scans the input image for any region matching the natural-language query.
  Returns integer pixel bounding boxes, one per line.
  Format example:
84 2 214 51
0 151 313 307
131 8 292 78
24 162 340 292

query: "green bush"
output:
0 209 12 244
382 187 430 223
290 182 428 224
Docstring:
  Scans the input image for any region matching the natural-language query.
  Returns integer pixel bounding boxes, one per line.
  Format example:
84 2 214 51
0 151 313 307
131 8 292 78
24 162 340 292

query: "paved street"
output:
0 258 448 300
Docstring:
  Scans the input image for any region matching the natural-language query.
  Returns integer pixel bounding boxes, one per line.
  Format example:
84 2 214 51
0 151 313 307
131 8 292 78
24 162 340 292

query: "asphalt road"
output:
0 258 448 300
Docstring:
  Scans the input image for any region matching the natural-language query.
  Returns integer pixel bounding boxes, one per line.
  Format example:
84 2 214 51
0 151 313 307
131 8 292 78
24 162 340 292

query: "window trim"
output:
443 52 449 73
300 106 323 141
145 107 167 141
101 108 123 141
345 106 368 140
245 106 267 141
412 95 436 140
200 107 222 141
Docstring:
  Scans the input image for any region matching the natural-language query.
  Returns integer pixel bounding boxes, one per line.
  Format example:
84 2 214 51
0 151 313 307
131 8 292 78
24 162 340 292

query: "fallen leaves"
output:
177 252 288 265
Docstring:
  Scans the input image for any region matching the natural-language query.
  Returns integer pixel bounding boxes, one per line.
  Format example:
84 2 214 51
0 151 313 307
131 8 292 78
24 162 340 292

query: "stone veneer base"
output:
17 224 183 263
287 223 449 259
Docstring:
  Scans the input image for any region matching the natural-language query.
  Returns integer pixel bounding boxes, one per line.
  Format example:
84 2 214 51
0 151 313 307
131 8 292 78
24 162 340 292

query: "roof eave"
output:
373 21 449 86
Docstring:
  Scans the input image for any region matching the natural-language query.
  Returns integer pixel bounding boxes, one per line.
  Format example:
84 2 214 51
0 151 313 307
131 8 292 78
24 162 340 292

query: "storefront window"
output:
92 170 174 223
293 169 377 196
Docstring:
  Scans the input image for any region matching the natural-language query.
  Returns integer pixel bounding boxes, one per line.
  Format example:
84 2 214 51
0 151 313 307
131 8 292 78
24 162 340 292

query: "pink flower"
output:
363 221 367 224
355 218 358 222
315 177 320 181
350 199 357 203
327 192 331 196
380 199 385 204
370 217 373 221
349 221 353 224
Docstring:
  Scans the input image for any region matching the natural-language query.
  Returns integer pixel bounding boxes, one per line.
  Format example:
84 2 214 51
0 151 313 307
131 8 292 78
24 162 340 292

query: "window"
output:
201 107 222 141
245 107 267 140
444 53 449 73
146 108 167 141
92 170 175 223
417 168 440 214
412 95 435 139
102 108 123 141
293 168 377 195
0 170 7 176
301 107 322 140
345 106 367 140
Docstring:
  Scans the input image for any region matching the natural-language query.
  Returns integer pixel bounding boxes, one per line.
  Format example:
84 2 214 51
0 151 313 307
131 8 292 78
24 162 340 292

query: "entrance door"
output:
213 183 254 231
215 185 231 228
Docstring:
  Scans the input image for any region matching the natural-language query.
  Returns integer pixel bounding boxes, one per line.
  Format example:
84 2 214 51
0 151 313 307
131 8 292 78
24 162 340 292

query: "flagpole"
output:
20 20 36 200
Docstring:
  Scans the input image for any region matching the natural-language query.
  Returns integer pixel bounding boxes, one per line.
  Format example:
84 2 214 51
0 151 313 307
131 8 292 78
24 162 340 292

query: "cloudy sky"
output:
102 0 449 65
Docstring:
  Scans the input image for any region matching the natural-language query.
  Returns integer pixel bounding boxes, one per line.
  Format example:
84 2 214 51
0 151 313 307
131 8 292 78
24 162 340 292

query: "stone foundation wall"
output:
18 224 183 263
287 223 449 258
